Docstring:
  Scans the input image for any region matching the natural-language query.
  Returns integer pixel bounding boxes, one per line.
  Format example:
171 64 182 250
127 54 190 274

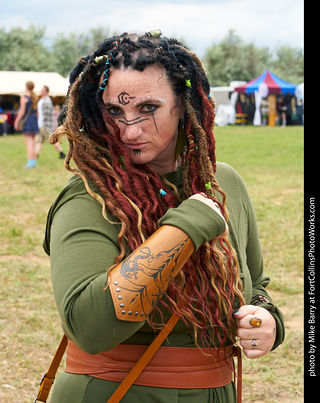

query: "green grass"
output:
0 127 304 402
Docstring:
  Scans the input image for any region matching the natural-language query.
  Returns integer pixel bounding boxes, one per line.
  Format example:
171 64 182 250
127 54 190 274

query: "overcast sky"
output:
3 0 304 57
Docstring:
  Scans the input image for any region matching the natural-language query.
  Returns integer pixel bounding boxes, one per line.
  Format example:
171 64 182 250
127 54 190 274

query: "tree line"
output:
0 26 303 86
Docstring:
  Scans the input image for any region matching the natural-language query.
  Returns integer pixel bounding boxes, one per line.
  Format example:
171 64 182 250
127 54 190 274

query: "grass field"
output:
0 125 304 402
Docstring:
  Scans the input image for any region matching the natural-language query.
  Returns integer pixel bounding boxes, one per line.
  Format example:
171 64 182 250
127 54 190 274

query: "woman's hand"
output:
14 119 20 131
188 193 228 238
14 96 27 130
235 304 276 358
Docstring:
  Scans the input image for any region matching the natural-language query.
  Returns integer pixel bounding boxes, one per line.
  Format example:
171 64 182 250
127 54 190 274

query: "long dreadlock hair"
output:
51 31 245 347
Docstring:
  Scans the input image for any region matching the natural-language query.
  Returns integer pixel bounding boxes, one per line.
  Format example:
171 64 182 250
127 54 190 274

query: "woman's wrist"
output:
159 196 227 250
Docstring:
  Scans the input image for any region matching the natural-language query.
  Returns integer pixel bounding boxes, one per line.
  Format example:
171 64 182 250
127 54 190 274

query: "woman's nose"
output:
122 122 143 141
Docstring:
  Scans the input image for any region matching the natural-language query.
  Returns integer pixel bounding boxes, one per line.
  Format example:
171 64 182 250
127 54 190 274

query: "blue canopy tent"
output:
234 70 297 95
233 71 298 126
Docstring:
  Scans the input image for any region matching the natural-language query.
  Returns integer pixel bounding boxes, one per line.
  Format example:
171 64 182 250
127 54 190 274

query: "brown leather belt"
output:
34 315 241 403
66 341 239 390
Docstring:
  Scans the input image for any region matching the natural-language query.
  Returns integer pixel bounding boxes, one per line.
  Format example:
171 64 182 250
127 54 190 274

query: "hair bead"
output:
98 38 124 91
145 29 162 38
93 55 107 66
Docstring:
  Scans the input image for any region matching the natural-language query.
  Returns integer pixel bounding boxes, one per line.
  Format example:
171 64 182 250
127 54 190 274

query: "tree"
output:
50 34 81 77
271 46 304 85
0 26 304 84
51 27 114 77
0 25 53 72
203 30 272 86
0 25 114 77
203 30 303 86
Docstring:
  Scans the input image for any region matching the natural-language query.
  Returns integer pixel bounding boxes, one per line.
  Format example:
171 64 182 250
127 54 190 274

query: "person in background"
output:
0 107 8 136
277 96 288 127
44 31 285 403
14 81 39 169
36 85 66 159
53 104 61 132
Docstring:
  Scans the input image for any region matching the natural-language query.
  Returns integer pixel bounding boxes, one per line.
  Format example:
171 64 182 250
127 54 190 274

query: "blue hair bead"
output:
99 38 123 91
159 189 167 197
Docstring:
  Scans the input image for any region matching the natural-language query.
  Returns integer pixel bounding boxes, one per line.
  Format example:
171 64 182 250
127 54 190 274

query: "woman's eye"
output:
141 104 157 113
108 107 121 116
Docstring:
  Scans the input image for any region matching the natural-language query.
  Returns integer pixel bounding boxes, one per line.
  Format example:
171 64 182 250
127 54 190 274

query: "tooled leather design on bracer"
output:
108 226 194 321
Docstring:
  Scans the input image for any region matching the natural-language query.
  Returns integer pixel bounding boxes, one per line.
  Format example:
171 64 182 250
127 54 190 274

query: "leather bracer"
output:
108 225 194 322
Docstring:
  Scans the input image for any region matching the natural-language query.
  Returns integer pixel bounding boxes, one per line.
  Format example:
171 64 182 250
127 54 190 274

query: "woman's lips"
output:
125 143 148 150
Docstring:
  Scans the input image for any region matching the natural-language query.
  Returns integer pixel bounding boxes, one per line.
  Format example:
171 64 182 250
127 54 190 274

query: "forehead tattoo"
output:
118 92 136 105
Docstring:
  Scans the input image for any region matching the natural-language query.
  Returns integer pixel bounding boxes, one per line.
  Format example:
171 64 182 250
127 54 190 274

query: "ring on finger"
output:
249 316 262 327
251 339 258 348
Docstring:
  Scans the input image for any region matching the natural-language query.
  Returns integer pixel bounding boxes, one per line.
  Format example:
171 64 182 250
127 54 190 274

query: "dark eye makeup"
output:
107 103 158 117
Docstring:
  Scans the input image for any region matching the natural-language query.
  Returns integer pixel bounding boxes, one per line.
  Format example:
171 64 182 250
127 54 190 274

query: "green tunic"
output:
43 162 285 402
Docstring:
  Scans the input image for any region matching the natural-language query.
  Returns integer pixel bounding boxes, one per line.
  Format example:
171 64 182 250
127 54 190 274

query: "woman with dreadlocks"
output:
42 31 284 403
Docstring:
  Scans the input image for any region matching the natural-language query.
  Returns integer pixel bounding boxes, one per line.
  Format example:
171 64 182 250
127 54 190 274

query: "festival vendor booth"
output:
0 71 68 134
0 71 68 97
234 70 297 126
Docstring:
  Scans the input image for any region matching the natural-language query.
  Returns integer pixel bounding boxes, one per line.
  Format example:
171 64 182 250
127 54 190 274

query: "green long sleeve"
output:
44 162 285 354
46 177 226 353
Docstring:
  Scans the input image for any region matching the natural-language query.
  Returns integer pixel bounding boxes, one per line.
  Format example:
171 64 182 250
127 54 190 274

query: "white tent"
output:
0 71 68 97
